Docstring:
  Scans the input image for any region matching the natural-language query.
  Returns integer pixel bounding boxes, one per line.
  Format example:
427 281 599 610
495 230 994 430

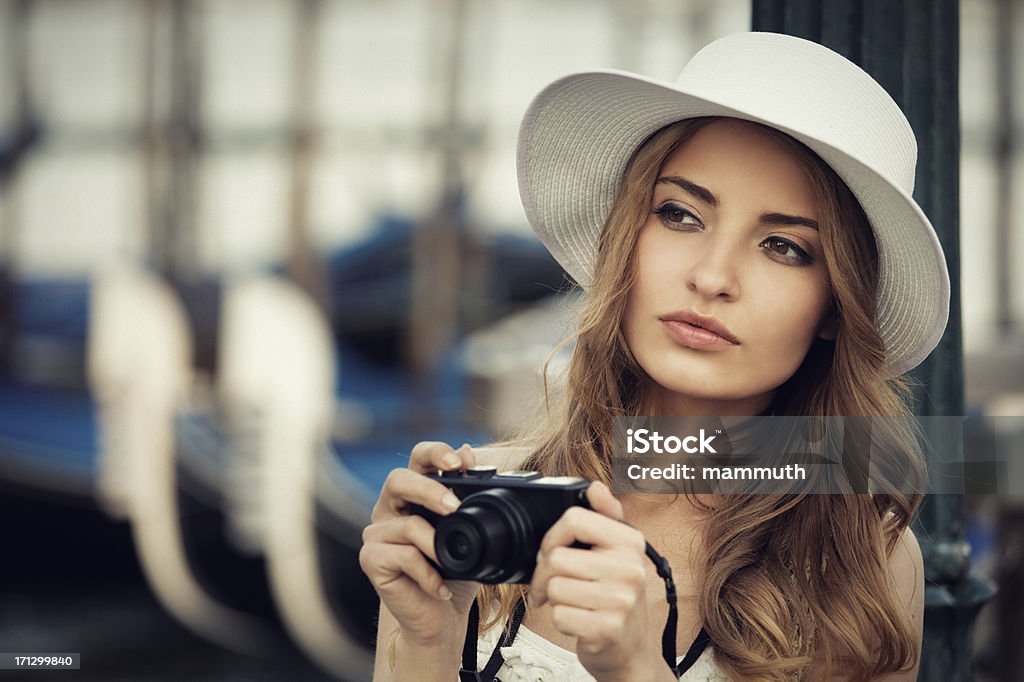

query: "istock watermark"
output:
625 428 718 454
610 415 1024 496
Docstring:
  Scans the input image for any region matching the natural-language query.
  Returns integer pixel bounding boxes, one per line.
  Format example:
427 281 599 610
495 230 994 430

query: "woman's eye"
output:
761 237 812 265
654 203 701 228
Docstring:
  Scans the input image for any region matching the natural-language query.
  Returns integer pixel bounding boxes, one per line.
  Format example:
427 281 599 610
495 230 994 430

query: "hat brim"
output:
517 70 949 375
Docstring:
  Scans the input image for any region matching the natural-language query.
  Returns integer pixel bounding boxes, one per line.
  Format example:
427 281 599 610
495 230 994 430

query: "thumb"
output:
585 481 625 522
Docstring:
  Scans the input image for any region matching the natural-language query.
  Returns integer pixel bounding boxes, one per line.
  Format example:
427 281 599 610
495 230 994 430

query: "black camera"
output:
411 466 591 584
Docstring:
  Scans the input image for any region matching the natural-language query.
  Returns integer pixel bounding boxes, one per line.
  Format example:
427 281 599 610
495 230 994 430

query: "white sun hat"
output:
516 32 950 375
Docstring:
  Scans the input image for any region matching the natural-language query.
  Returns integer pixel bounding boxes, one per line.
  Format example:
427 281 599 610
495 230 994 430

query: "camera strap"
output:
458 540 694 681
459 597 526 682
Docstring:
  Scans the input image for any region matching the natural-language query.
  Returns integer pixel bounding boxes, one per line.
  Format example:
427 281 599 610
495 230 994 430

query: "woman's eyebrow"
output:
656 175 718 206
656 175 818 229
761 212 819 230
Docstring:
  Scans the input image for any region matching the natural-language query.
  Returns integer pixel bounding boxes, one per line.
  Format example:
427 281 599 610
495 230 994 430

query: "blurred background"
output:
0 0 1020 680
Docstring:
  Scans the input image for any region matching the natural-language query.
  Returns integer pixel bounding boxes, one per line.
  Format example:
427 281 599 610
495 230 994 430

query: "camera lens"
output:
444 527 478 563
434 488 534 583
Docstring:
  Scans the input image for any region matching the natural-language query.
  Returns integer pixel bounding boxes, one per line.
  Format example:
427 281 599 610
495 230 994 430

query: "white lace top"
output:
473 622 732 681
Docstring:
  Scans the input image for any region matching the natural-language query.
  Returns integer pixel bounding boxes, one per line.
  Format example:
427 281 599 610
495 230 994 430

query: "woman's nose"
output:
685 235 741 300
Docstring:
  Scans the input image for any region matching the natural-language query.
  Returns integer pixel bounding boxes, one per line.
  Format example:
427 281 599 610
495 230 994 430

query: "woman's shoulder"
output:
889 525 924 612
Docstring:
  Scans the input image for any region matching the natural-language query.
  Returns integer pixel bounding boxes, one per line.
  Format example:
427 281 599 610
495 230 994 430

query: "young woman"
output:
360 32 947 681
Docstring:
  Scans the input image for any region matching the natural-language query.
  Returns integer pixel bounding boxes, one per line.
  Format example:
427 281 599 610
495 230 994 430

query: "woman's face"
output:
622 118 835 416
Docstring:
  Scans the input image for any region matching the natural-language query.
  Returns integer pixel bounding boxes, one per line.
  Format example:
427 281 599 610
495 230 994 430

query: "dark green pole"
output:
752 2 995 680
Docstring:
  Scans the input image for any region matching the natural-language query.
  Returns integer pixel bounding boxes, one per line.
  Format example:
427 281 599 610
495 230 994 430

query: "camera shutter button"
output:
440 469 464 479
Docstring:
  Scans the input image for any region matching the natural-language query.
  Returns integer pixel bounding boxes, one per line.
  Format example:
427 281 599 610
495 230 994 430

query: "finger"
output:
585 481 625 521
359 543 452 601
545 576 639 613
362 515 439 563
408 441 471 474
550 604 623 644
455 443 477 469
539 506 645 556
529 547 580 607
546 547 645 583
372 468 461 521
432 442 476 470
530 547 645 607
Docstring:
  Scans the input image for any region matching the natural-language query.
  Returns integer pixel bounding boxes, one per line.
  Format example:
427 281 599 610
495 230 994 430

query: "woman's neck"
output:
644 386 774 417
619 491 716 520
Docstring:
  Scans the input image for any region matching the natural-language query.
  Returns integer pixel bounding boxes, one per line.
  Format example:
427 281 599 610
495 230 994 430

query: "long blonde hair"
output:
480 117 925 680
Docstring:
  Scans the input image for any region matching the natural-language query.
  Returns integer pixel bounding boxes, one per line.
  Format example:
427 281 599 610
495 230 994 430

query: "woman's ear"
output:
817 307 838 341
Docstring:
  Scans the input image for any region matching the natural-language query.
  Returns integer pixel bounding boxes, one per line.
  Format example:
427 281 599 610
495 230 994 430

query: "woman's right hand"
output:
359 441 480 646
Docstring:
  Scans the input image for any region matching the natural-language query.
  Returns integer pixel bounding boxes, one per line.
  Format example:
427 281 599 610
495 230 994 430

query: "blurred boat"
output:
220 275 498 679
3 207 568 679
0 276 96 499
88 265 286 657
325 214 568 366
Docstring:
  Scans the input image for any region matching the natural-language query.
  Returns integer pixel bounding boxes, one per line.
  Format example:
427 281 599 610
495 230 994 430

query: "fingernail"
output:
442 453 461 468
442 493 460 510
439 585 453 600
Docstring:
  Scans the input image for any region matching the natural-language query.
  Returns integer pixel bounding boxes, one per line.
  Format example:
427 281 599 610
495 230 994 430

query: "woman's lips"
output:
660 319 739 350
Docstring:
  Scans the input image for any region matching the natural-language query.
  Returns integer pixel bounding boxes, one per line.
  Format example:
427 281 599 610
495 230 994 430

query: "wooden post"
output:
408 0 468 416
0 0 35 375
286 0 329 312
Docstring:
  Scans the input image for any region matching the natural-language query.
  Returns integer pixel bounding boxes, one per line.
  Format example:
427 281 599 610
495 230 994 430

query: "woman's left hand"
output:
529 482 674 682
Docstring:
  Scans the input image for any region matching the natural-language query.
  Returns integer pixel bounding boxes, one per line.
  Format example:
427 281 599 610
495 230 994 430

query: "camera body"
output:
411 466 591 584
